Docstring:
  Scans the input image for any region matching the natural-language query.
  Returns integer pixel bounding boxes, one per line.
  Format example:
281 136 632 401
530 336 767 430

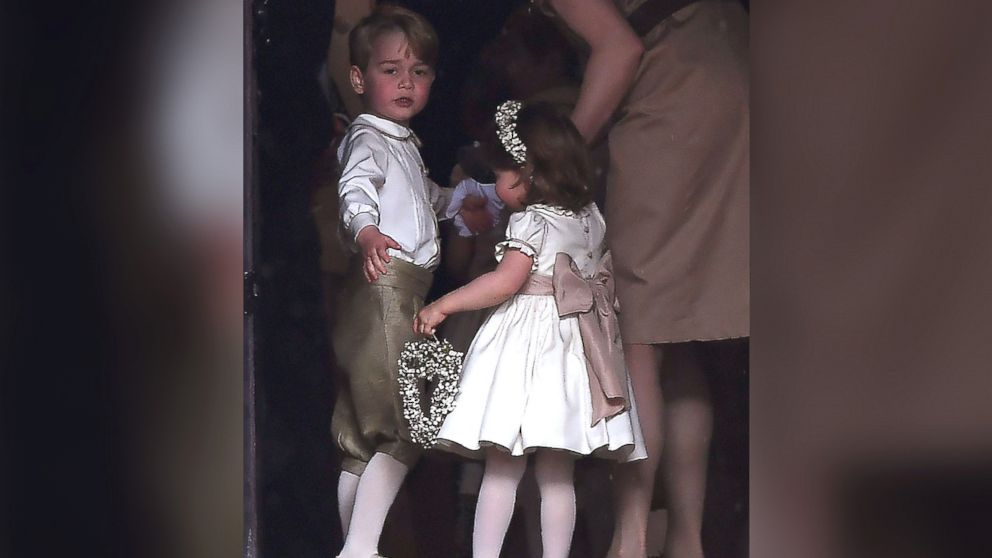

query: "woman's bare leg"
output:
607 343 664 558
660 343 712 558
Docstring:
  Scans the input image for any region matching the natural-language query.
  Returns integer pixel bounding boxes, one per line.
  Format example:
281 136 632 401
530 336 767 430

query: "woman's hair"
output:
483 102 595 213
349 5 439 69
521 1 590 59
500 6 580 77
458 6 580 140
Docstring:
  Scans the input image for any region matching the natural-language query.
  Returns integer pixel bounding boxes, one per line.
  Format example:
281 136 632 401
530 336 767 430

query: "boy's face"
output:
350 31 434 126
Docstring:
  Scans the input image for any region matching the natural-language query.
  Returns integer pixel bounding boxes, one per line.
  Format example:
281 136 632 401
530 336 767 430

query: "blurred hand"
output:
462 194 487 210
356 226 401 282
459 195 495 234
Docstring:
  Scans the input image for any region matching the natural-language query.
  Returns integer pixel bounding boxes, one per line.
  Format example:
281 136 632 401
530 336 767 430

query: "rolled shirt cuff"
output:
349 213 379 241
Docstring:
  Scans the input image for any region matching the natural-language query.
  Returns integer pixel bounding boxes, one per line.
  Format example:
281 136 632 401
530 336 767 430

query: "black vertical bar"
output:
244 0 260 556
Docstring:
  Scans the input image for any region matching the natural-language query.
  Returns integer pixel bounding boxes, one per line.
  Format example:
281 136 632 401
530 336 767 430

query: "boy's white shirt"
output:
337 113 453 270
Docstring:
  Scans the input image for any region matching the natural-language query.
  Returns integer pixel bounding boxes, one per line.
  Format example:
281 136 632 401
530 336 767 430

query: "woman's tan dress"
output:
607 0 749 344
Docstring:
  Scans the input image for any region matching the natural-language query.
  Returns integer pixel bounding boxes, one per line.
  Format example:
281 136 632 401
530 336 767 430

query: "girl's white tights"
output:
337 452 409 558
535 451 577 558
473 450 526 558
473 450 577 558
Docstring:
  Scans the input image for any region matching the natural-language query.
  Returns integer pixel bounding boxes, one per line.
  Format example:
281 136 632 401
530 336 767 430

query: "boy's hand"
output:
459 195 494 234
414 302 448 336
356 226 401 283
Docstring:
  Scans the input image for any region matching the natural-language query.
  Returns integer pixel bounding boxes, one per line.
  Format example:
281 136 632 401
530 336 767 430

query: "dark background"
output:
5 1 990 557
251 1 747 556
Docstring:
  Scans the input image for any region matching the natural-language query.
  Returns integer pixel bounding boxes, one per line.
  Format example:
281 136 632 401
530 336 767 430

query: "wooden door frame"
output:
244 0 259 556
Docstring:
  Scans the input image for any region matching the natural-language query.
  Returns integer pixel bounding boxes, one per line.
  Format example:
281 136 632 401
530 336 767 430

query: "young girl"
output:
414 100 646 558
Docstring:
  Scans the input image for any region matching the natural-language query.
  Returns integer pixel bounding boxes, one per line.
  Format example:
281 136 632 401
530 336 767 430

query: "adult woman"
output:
543 1 749 557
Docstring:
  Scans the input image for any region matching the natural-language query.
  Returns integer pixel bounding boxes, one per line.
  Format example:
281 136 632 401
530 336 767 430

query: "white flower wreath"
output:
397 335 464 448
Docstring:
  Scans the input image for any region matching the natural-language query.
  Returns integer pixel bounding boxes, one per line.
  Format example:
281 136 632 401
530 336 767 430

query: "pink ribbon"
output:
519 252 628 426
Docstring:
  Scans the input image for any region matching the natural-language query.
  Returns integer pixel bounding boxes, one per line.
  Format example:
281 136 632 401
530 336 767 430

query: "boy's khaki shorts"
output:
331 256 433 475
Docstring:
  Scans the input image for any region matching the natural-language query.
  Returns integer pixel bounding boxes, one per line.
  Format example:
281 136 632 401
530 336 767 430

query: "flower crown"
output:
495 100 527 165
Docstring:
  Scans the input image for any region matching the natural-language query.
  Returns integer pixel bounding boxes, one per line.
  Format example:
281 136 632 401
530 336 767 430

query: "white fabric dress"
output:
436 203 647 462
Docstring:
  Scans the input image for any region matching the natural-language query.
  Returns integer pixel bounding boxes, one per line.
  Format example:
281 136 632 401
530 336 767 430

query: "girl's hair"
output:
349 5 439 69
483 102 595 213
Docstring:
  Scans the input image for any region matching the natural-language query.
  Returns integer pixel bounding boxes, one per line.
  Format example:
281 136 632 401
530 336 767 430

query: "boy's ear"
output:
349 66 365 95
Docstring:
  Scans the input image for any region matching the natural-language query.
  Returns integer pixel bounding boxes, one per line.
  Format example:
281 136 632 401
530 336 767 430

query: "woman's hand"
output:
414 302 449 336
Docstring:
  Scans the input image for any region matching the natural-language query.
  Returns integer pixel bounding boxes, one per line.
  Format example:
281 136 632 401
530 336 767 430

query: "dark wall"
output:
253 0 337 556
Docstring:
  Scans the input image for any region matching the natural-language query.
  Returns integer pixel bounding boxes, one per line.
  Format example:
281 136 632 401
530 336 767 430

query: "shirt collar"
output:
354 113 422 147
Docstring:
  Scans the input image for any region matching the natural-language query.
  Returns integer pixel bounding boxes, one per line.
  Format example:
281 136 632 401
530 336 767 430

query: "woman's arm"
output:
549 0 644 142
414 250 533 335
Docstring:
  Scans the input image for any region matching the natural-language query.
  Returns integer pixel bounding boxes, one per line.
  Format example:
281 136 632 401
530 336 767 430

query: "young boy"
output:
331 6 470 558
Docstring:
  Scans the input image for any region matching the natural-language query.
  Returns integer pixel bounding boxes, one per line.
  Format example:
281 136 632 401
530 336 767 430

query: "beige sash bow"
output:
519 252 628 426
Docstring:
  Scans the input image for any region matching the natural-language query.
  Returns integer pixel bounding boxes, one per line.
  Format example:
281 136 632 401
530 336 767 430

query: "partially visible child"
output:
330 7 485 558
438 145 506 558
441 145 507 355
447 177 504 239
415 101 646 558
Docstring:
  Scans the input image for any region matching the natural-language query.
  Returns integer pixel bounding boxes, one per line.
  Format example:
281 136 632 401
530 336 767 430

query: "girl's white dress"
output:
436 203 647 462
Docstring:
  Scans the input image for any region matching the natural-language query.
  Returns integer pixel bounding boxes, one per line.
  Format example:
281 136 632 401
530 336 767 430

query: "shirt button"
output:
587 252 593 259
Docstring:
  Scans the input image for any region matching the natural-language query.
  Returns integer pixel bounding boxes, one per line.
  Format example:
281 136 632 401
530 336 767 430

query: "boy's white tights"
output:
337 470 361 538
337 452 409 558
473 450 576 558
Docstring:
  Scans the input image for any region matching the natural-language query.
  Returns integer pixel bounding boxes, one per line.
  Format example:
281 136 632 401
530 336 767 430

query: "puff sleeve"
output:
495 209 548 273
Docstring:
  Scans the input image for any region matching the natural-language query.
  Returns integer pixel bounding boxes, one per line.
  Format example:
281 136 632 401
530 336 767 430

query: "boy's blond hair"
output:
349 5 439 69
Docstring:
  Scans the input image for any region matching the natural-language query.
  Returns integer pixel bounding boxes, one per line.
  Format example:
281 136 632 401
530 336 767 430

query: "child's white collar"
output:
530 203 586 218
354 113 420 145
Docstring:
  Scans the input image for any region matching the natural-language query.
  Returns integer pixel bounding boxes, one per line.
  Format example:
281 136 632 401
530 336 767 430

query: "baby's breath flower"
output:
397 336 464 448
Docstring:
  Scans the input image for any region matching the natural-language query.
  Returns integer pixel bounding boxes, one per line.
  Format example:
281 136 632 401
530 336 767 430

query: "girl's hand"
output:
414 302 449 336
